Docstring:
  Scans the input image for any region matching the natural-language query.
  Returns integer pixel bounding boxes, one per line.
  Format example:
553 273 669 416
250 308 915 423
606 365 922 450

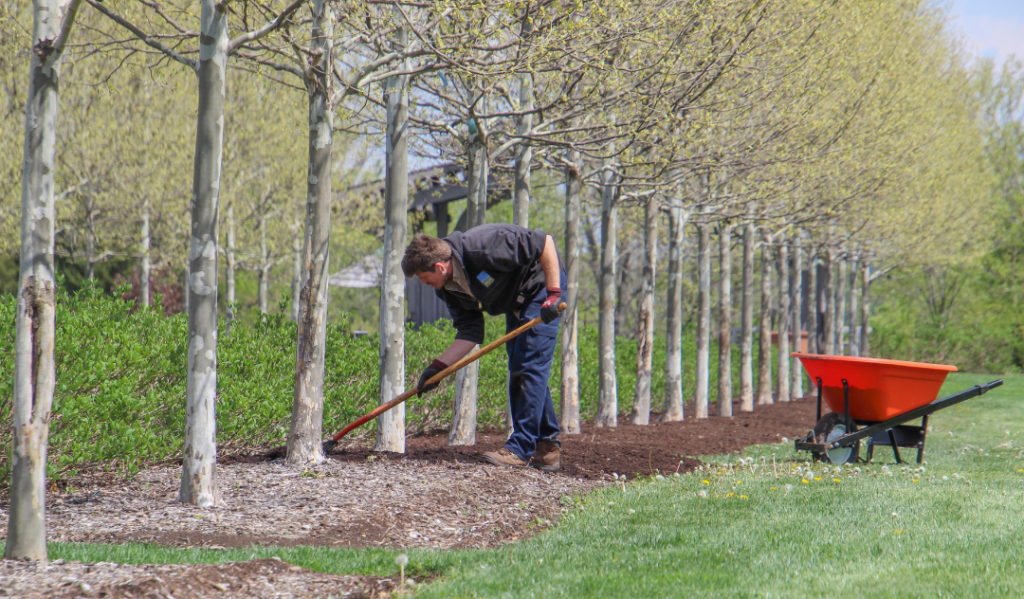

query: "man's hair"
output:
402 234 452 277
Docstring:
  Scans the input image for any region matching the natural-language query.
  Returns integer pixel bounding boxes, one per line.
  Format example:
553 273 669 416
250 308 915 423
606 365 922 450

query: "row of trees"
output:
5 0 994 560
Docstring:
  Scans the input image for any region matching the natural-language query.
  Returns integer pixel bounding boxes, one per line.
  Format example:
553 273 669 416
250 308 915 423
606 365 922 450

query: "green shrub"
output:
0 286 771 484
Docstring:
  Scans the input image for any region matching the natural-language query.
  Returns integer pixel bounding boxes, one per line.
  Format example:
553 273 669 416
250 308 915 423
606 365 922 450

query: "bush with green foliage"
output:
0 285 757 484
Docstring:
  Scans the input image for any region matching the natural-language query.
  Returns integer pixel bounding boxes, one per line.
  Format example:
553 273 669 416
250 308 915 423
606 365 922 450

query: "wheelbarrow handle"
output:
327 302 568 444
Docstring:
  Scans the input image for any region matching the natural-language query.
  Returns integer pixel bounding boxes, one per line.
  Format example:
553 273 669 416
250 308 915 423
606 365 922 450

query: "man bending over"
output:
401 224 565 471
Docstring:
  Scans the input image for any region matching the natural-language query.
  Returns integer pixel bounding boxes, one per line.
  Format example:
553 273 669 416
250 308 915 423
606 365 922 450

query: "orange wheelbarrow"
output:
792 353 1003 464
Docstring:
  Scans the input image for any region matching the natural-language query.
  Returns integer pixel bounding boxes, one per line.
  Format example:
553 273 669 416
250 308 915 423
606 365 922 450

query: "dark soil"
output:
264 396 818 480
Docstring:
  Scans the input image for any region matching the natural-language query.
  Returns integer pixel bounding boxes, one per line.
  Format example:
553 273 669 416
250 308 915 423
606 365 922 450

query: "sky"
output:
947 0 1024 66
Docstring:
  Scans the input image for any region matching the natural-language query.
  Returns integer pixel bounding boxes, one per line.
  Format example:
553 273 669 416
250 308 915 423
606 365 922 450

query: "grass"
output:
13 372 1024 598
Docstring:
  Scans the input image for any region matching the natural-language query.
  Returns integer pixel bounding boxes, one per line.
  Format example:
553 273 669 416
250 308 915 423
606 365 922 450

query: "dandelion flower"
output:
395 554 409 567
783 484 793 496
781 437 789 444
806 470 815 479
698 490 708 498
942 476 949 481
628 509 636 514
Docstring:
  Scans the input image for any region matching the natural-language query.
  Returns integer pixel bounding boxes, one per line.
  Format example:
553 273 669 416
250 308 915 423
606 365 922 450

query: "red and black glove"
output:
540 288 562 324
417 359 448 397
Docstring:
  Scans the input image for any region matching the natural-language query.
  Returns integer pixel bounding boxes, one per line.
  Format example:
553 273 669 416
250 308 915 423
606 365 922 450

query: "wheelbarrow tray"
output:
793 353 957 421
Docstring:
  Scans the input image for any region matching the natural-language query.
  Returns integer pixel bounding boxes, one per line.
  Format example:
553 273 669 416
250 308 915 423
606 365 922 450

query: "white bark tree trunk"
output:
739 216 754 412
824 246 836 355
451 125 487 442
140 195 151 307
7 0 83 560
288 0 333 466
836 254 848 355
663 203 688 421
717 224 733 417
595 161 618 427
559 156 582 433
849 255 860 356
375 19 410 454
756 231 773 405
861 261 871 357
631 197 658 425
807 252 818 354
695 208 711 419
512 72 532 228
776 244 791 403
225 203 236 332
447 348 478 446
790 241 803 399
179 0 227 507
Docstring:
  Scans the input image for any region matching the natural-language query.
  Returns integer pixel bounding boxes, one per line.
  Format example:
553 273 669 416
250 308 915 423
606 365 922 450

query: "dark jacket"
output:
436 224 555 344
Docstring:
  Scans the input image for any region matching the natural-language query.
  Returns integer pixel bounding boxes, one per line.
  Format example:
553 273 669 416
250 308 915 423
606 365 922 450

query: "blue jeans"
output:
503 270 566 460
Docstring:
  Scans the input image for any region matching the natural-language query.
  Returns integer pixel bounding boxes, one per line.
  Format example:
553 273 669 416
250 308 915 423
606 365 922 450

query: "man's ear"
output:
435 261 447 275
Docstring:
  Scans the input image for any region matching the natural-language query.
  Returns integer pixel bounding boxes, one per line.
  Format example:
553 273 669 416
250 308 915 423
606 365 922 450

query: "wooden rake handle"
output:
328 302 568 443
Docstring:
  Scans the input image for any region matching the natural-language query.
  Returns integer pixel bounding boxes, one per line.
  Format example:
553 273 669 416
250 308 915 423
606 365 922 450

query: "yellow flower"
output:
833 478 841 482
814 477 822 481
702 480 710 484
801 479 809 484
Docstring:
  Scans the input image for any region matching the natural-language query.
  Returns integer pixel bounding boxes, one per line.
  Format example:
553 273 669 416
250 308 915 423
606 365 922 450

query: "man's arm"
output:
439 338 478 365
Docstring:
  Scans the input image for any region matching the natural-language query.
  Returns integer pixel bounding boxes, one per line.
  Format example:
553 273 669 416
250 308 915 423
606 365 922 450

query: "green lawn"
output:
18 372 1024 598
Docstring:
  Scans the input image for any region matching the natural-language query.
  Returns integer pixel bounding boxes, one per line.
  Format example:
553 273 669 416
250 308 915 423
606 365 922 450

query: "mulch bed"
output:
2 396 817 599
320 396 818 479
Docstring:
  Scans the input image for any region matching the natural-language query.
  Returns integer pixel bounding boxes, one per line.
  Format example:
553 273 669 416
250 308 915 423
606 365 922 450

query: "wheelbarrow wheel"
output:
812 412 860 464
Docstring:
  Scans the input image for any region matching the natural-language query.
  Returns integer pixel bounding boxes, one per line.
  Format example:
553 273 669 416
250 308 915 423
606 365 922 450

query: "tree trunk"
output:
375 19 409 454
595 163 618 427
806 252 816 353
815 254 827 353
225 203 236 332
449 129 487 443
824 246 836 355
756 231 773 405
849 255 860 357
288 0 333 466
7 0 82 559
559 157 582 433
717 224 733 417
790 240 803 399
179 0 227 506
615 250 634 337
836 254 848 355
861 261 871 357
663 203 688 421
695 209 711 419
512 73 532 228
140 195 151 307
258 214 269 317
776 244 790 403
631 197 658 425
739 216 754 412
447 351 478 446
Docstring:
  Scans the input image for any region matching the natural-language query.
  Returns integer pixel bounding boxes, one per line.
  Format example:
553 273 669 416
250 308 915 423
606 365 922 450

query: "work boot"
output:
531 440 560 472
481 448 528 468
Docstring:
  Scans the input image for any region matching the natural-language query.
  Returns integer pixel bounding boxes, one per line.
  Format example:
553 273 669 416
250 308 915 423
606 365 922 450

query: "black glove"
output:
417 359 447 397
540 288 562 324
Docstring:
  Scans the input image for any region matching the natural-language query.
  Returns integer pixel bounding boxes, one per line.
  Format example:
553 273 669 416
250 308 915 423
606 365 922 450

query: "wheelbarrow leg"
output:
815 377 823 423
917 415 929 464
887 429 903 464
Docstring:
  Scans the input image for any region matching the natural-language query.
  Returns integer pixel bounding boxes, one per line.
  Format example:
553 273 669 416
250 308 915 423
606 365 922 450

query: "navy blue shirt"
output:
435 224 557 344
